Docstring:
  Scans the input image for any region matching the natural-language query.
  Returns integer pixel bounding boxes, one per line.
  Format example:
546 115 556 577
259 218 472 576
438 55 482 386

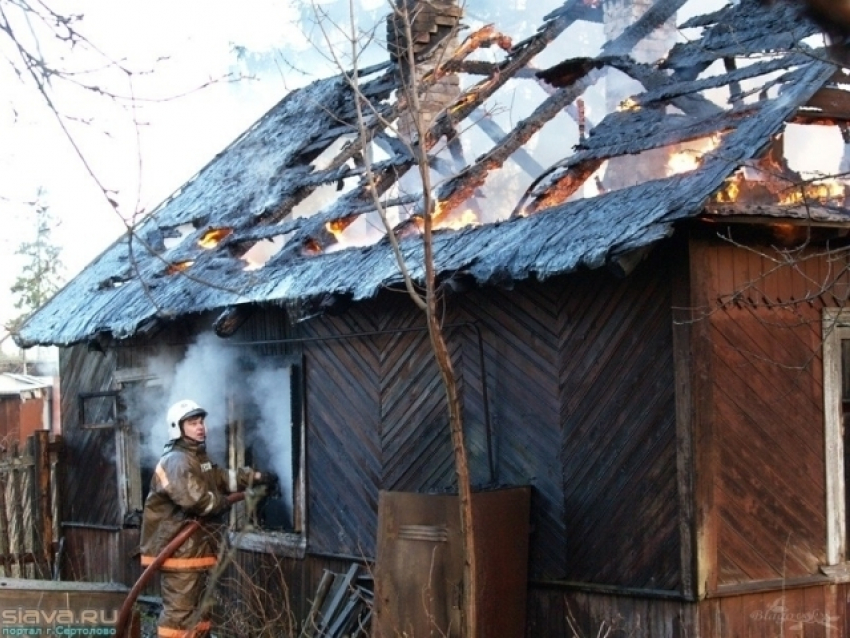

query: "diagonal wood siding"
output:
693 237 846 587
459 281 568 580
558 267 679 588
380 302 457 494
302 305 383 558
299 253 681 588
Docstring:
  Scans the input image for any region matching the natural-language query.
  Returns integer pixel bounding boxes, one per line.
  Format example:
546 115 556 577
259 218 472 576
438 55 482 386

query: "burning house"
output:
15 0 850 634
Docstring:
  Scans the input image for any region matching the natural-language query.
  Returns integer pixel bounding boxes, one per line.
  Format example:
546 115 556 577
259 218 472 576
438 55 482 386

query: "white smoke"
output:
126 331 296 527
166 332 242 461
247 364 294 524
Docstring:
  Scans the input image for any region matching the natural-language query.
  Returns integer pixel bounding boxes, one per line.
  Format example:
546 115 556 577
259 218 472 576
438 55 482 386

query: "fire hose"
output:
115 491 246 638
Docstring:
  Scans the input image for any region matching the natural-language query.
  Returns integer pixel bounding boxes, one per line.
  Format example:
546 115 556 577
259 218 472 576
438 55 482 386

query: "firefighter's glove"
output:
244 485 269 512
256 471 281 497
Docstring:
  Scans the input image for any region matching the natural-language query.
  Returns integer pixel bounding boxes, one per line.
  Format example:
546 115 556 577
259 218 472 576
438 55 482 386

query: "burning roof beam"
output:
272 162 415 260
516 159 604 217
447 61 541 80
425 24 513 82
434 70 605 220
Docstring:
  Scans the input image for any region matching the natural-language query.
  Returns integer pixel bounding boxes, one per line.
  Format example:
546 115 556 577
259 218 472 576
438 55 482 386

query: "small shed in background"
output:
0 373 58 446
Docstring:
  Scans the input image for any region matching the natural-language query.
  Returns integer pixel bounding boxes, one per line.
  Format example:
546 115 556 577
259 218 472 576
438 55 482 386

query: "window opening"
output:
229 356 304 534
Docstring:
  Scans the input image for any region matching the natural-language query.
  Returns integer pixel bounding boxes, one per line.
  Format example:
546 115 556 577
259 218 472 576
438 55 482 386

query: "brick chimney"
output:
388 0 463 142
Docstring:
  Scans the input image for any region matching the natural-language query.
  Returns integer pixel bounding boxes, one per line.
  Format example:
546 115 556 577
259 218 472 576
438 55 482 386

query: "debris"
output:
300 564 373 638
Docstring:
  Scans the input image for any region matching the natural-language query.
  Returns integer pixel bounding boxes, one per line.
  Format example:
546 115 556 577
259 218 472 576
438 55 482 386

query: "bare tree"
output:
307 0 496 633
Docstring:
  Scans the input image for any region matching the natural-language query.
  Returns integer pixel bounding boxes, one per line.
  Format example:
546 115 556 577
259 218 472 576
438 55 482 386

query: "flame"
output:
450 92 480 115
325 219 350 241
302 239 322 256
323 217 368 252
778 180 845 206
166 260 194 275
617 97 640 112
713 176 741 203
436 209 480 230
198 228 233 249
666 135 722 176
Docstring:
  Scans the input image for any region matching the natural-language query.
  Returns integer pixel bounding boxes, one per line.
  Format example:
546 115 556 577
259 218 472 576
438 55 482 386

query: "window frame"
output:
112 368 165 524
108 359 307 555
823 308 850 565
226 354 307 558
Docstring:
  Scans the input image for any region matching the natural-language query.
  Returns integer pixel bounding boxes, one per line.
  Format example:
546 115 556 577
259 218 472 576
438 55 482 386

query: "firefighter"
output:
140 399 277 638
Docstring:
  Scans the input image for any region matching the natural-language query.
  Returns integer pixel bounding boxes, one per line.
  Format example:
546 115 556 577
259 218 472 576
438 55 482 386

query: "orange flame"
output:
325 219 350 241
617 97 640 112
166 260 194 275
198 228 233 249
778 180 845 206
713 176 741 203
436 209 480 230
666 135 722 176
302 239 322 256
450 92 480 115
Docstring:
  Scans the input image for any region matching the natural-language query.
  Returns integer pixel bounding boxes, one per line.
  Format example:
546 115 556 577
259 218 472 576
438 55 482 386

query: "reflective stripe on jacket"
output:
139 438 255 571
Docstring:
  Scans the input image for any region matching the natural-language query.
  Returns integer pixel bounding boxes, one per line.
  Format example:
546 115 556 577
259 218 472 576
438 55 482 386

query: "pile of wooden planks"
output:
300 564 373 638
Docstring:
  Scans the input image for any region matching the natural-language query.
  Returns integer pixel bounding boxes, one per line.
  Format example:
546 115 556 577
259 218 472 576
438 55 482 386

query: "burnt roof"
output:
16 0 850 347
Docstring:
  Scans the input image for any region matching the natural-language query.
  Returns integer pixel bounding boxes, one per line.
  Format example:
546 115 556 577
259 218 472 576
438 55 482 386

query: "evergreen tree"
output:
7 190 65 334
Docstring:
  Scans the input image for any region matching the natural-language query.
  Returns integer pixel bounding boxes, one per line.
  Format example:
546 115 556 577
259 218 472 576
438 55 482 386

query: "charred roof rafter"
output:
17 0 850 348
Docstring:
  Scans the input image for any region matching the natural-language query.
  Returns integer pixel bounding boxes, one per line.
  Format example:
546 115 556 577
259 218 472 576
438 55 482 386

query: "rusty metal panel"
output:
375 491 463 638
473 487 531 638
374 487 530 638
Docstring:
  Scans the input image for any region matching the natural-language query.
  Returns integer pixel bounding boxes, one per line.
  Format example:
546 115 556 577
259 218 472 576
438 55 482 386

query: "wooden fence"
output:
0 430 61 579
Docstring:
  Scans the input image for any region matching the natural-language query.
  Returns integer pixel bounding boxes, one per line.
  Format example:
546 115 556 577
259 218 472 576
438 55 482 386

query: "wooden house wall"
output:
690 234 849 591
53 248 683 620
528 582 848 637
298 247 680 589
58 344 121 526
459 261 680 588
697 583 847 637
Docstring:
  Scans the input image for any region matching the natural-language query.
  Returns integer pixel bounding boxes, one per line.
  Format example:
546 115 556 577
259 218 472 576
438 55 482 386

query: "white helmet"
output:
167 399 208 441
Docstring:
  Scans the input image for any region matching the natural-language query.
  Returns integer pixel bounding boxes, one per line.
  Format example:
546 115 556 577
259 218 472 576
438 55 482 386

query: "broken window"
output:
110 355 305 554
228 356 304 543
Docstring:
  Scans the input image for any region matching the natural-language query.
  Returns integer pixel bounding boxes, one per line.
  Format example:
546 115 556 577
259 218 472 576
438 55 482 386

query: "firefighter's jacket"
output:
140 437 255 571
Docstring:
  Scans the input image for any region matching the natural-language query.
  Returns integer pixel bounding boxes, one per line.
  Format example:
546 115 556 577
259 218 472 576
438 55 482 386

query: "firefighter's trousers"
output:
157 569 212 638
